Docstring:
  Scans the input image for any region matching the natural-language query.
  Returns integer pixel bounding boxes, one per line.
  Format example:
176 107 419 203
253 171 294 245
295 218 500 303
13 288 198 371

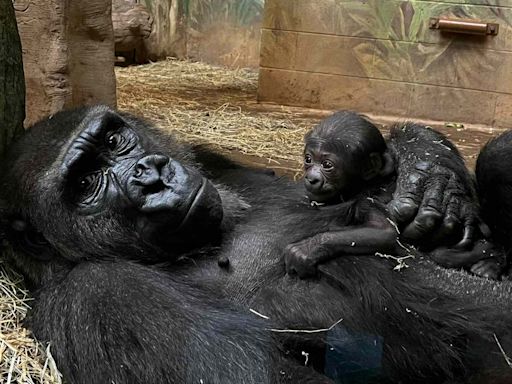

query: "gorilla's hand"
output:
284 237 328 278
389 160 479 249
388 123 480 249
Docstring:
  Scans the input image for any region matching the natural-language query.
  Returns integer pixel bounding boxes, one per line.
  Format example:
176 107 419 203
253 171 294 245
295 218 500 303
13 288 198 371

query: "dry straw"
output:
116 58 324 178
0 252 61 384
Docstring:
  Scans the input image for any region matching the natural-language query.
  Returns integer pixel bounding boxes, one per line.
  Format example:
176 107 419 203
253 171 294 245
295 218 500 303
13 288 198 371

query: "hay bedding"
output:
116 58 325 178
0 254 61 384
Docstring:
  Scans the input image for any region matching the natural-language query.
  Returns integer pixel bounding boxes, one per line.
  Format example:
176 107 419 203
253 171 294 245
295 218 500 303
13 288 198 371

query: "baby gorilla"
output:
285 111 504 279
285 111 398 277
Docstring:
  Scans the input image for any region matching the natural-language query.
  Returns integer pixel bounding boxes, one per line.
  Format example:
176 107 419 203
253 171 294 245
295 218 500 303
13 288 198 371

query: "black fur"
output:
1 106 512 384
477 130 512 253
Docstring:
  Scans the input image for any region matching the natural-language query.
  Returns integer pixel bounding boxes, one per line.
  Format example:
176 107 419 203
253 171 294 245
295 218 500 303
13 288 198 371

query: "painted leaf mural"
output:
333 0 511 91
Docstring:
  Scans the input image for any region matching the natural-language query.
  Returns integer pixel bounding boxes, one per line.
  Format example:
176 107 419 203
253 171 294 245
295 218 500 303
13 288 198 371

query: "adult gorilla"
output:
0 105 510 384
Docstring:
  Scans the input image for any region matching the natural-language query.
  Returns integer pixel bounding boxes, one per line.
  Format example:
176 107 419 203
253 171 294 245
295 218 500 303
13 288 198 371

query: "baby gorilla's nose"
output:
305 173 323 193
305 175 321 185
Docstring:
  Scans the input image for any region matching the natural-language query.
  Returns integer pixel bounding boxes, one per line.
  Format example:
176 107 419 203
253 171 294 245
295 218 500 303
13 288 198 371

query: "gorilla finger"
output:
388 196 420 224
388 170 430 223
390 171 448 228
454 222 475 250
401 207 443 240
429 216 462 246
430 251 477 268
418 173 449 212
428 199 462 245
454 201 480 249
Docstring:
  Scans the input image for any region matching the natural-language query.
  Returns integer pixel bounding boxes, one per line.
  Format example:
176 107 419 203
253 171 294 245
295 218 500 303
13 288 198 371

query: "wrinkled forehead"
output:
3 106 112 195
53 105 113 172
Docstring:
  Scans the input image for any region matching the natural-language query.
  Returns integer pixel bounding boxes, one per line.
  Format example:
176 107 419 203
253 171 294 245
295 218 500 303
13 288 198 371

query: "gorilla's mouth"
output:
305 189 341 205
177 177 207 230
136 175 223 247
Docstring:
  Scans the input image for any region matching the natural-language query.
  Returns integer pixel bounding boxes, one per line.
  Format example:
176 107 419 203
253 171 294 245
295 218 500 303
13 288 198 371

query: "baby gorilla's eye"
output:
321 160 334 170
304 154 312 164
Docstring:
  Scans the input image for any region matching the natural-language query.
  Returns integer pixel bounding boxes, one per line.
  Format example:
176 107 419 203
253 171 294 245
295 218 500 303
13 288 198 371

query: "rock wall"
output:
14 0 116 126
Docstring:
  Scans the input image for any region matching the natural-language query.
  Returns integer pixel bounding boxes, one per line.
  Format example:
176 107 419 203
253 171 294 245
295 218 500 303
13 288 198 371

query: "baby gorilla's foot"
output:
470 258 503 280
429 239 505 280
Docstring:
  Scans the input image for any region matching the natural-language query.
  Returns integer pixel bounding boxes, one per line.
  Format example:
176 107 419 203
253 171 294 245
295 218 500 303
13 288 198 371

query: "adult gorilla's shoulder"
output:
0 105 331 383
1 105 511 384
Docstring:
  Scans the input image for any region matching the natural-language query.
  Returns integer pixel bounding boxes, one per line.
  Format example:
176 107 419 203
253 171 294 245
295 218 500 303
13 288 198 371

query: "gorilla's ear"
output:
379 151 395 178
362 152 383 181
7 217 53 261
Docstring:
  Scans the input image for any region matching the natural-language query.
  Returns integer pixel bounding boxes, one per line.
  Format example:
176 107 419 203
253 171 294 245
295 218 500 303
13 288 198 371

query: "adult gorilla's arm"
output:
388 123 480 249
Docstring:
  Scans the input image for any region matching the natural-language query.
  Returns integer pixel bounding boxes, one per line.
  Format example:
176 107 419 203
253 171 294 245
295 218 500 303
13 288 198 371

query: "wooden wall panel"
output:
495 94 512 127
259 68 499 125
259 0 512 127
260 29 297 69
263 0 512 50
259 68 413 118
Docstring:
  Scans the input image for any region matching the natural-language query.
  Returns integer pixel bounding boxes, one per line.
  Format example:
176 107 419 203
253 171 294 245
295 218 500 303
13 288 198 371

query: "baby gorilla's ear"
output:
379 151 395 177
362 152 384 181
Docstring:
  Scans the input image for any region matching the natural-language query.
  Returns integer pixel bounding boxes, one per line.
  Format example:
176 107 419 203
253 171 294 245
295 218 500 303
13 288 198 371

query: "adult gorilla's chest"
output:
203 200 368 326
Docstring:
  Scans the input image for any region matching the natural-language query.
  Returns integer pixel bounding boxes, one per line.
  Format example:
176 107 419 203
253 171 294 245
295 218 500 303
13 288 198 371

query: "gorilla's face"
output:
3 106 224 261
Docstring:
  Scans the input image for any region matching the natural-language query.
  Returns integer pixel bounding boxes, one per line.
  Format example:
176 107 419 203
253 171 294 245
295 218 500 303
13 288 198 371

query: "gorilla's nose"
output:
133 154 169 187
305 174 323 191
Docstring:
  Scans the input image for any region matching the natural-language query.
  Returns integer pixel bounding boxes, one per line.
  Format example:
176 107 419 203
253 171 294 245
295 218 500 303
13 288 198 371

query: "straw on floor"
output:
116 58 323 177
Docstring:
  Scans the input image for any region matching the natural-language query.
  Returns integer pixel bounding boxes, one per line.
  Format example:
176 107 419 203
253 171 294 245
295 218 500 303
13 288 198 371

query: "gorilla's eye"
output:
106 132 120 150
76 171 103 202
304 154 312 164
105 132 123 151
321 160 334 170
105 131 134 155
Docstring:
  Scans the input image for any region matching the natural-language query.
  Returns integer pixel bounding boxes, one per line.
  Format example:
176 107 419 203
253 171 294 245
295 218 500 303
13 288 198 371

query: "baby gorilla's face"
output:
303 144 353 204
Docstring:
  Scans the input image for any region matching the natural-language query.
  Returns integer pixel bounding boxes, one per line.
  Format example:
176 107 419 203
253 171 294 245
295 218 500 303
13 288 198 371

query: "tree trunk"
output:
139 0 187 61
0 0 25 157
15 0 116 126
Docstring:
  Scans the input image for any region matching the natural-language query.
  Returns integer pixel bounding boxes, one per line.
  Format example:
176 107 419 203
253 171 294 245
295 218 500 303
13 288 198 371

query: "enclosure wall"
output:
258 0 512 127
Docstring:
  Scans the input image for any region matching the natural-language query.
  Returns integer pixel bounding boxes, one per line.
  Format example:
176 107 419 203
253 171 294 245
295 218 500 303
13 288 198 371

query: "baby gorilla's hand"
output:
284 237 328 278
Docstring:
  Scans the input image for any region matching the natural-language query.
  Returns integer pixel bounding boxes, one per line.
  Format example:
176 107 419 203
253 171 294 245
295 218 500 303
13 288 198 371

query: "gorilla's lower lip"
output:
176 177 206 230
306 191 340 204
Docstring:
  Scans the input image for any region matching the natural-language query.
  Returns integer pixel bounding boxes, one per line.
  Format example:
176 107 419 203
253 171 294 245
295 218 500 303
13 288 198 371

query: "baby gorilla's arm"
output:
284 211 398 278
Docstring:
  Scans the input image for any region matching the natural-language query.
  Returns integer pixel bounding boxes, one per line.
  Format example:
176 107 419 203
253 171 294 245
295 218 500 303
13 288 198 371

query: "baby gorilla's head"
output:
303 111 393 203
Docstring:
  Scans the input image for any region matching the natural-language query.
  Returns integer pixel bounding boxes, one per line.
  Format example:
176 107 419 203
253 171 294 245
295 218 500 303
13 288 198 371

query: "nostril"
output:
133 154 170 180
134 164 145 177
306 177 320 185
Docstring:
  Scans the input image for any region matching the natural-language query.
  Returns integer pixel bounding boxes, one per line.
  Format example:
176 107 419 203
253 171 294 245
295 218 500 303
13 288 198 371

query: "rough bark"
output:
0 0 25 156
68 0 116 108
15 0 116 126
139 0 187 60
113 0 152 52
